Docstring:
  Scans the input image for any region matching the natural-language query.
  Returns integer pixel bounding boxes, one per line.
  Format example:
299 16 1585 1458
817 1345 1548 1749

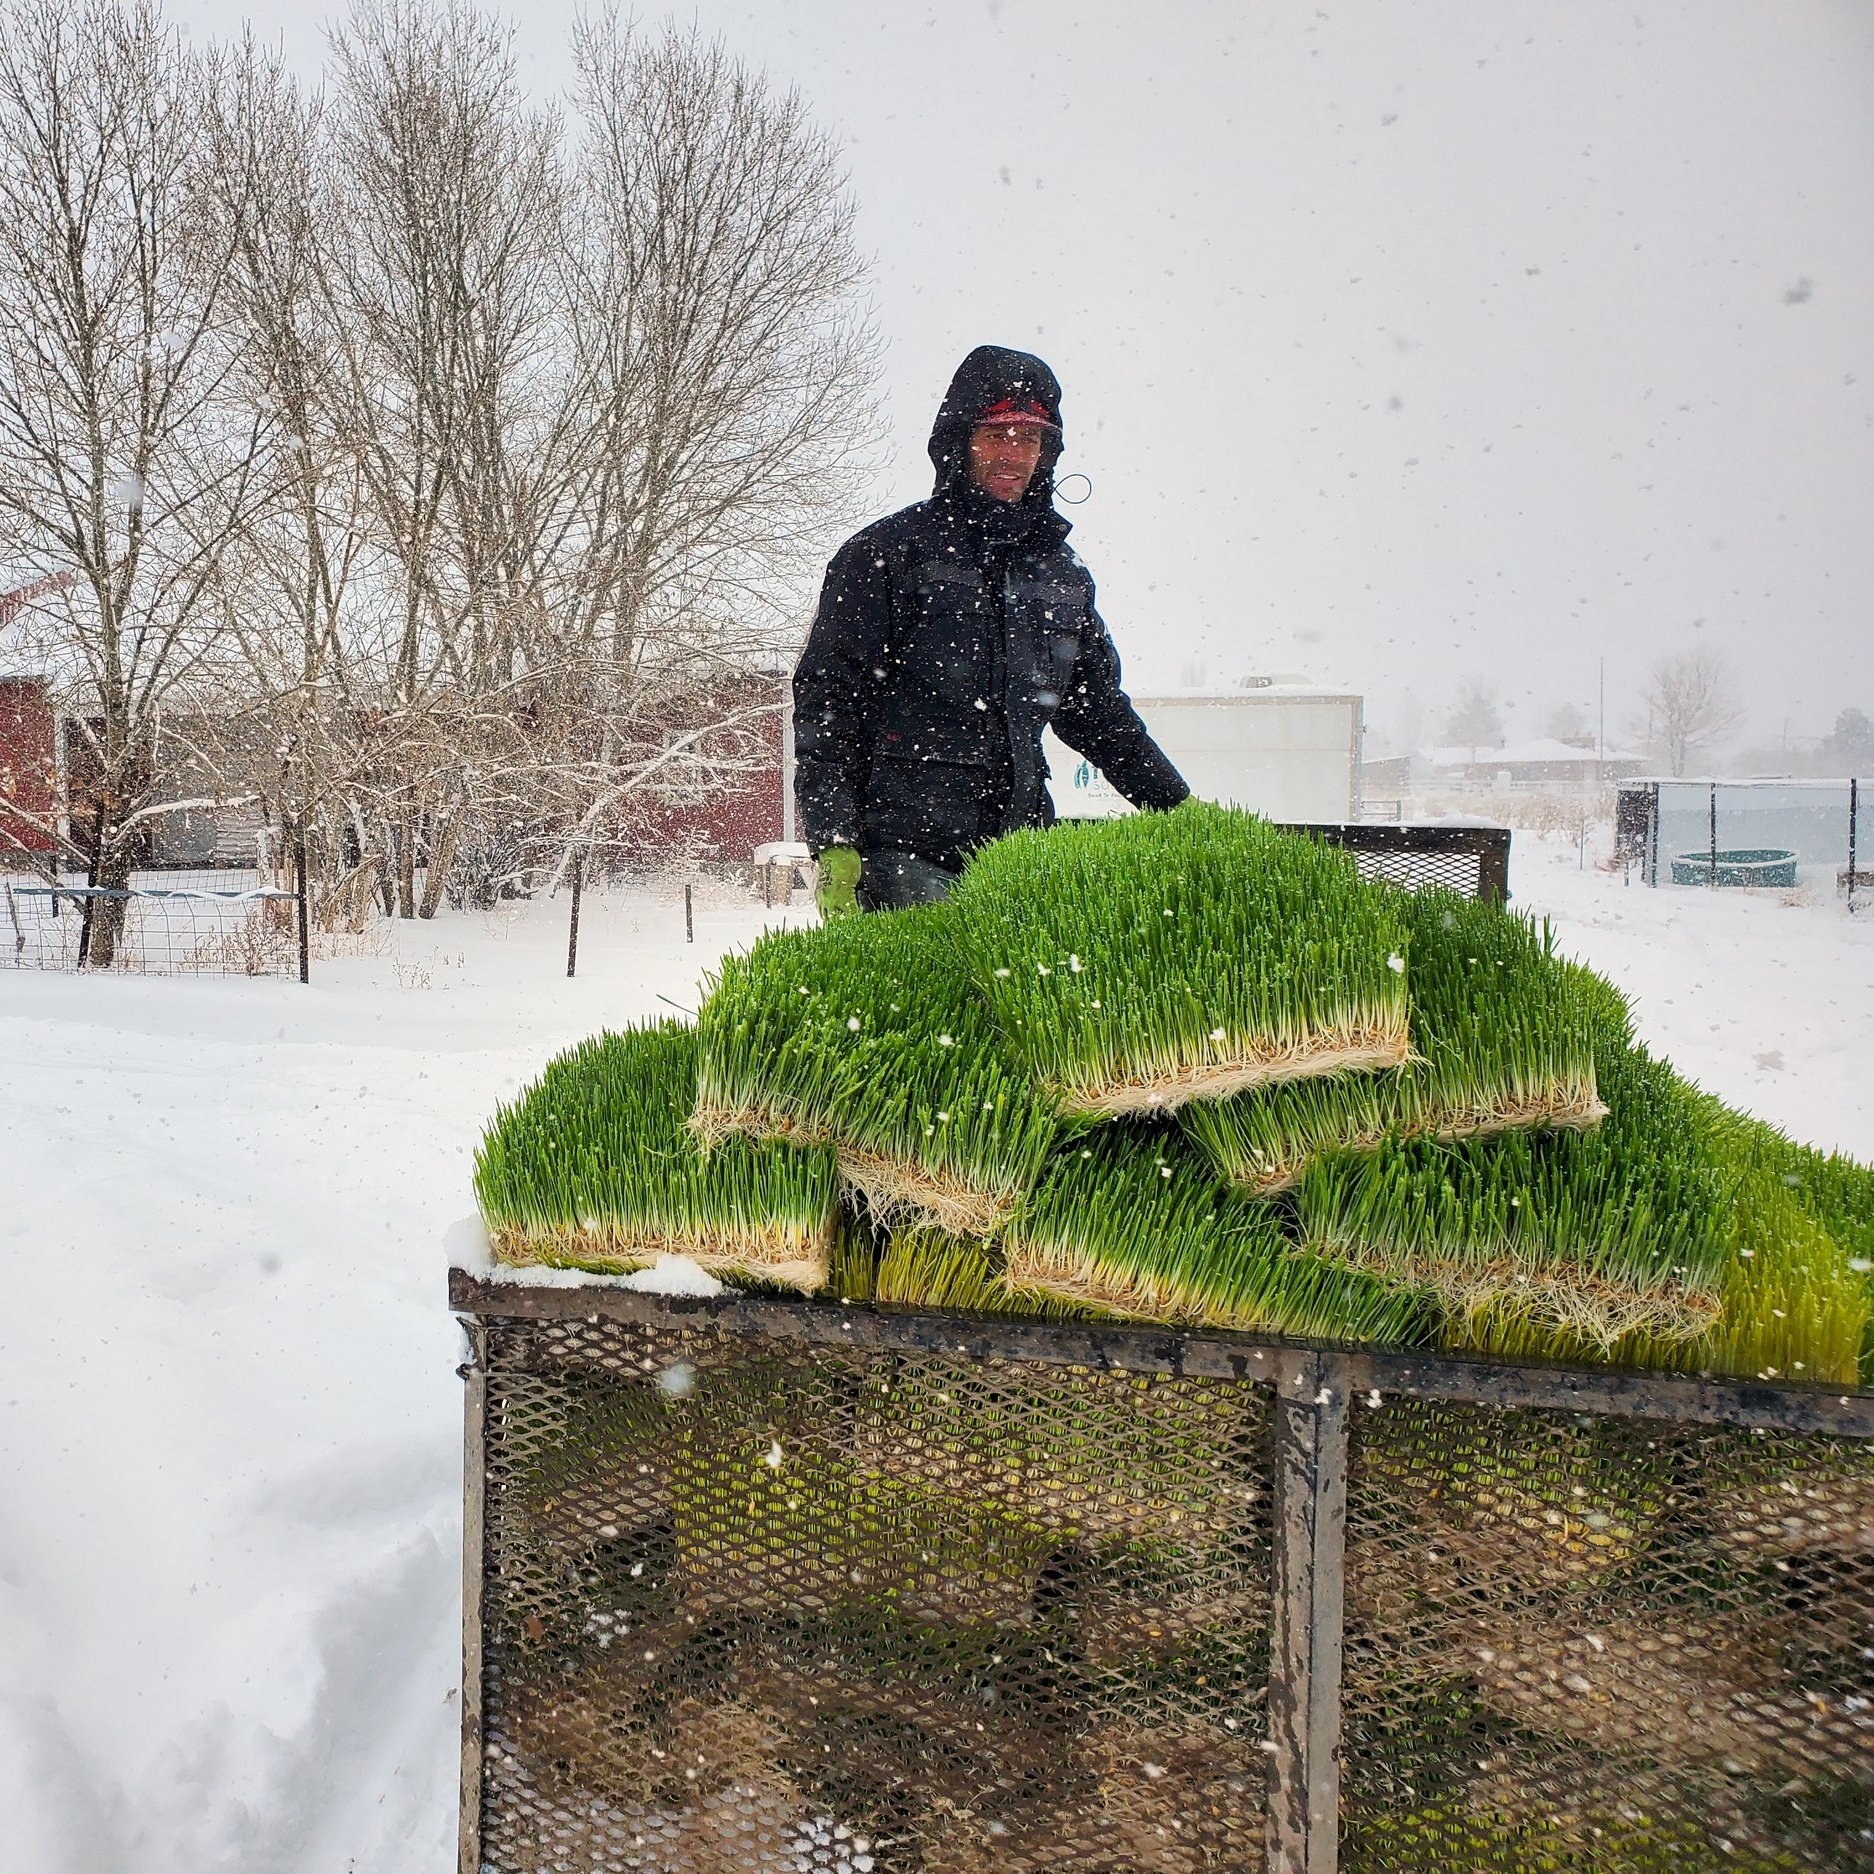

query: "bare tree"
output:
1543 700 1594 748
0 2 880 942
533 16 879 890
1637 646 1742 776
1444 681 1504 756
0 0 270 961
567 18 877 660
201 36 381 917
318 0 576 917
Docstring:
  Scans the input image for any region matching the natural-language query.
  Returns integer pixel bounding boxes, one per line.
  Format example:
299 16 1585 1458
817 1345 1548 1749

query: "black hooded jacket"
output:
792 345 1188 870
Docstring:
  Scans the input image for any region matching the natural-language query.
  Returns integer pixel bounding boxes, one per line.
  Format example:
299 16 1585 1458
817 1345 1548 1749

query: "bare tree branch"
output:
0 0 275 960
1636 647 1743 776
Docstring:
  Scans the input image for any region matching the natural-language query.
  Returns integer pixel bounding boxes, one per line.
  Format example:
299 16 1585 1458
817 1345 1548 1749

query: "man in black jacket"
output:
794 344 1189 914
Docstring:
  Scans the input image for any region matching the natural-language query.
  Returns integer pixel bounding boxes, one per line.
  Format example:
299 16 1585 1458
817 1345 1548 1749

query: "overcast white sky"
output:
182 0 1874 754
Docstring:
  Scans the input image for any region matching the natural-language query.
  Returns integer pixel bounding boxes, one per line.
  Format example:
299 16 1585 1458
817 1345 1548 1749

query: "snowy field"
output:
3 839 1871 1874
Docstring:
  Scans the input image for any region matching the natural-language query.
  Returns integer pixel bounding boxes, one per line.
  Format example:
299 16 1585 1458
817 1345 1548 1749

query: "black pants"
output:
857 850 961 911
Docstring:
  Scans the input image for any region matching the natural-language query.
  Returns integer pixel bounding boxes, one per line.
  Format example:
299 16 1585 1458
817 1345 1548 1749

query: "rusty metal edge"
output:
1266 1351 1351 1874
1286 820 1508 856
1292 820 1513 904
447 1270 1874 1435
458 1318 487 1874
1333 1347 1874 1434
448 1268 1287 1385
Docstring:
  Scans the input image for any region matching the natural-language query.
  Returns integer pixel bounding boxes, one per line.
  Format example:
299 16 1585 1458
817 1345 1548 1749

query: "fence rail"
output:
450 1276 1874 1874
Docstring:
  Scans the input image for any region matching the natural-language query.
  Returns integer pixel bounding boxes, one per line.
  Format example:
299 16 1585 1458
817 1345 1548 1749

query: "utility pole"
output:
1597 658 1605 791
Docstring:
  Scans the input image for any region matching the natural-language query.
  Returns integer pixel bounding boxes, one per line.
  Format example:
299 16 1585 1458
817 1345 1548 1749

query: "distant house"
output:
0 680 273 872
1364 738 1647 800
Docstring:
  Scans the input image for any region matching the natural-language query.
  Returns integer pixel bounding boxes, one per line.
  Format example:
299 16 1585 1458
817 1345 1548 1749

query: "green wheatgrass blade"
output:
666 1361 1054 1624
1692 1094 1874 1269
1639 1163 1866 1385
1004 1123 1428 1345
827 1206 880 1303
1696 1098 1874 1383
1447 1090 1871 1386
950 800 1412 1118
1183 888 1607 1195
693 902 1063 1236
1298 1020 1731 1348
873 1225 1104 1320
473 1020 838 1290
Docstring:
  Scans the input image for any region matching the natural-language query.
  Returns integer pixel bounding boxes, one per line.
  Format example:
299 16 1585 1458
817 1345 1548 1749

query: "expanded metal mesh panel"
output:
476 1313 1275 1872
1339 1396 1874 1873
1279 824 1508 901
1348 850 1483 896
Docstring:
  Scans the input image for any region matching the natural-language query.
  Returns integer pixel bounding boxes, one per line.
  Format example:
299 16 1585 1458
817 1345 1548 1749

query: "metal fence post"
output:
458 1318 488 1874
294 820 311 985
566 853 583 978
1849 777 1860 913
1266 1349 1351 1874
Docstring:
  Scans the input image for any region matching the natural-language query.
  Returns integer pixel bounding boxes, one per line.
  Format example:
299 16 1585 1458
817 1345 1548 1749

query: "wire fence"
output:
0 868 308 978
0 824 1517 988
1618 778 1869 905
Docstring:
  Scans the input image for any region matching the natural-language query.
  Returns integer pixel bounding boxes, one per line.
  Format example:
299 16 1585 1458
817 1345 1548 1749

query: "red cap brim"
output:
977 397 1059 431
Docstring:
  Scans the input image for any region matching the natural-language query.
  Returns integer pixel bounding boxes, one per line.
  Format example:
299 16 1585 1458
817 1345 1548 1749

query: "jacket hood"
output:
927 344 1065 514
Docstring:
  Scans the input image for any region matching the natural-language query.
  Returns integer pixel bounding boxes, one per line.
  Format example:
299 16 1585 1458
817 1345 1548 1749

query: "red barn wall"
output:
0 676 56 855
614 697 785 867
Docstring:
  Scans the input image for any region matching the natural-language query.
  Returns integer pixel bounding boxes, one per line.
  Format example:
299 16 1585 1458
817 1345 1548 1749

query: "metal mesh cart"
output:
450 1286 1874 1873
450 817 1871 1870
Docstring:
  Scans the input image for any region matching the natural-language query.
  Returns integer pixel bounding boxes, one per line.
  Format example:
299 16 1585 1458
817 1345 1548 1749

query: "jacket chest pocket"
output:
911 561 989 616
909 562 995 703
1024 616 1086 715
1007 627 1076 718
1006 570 1087 711
1045 627 1080 686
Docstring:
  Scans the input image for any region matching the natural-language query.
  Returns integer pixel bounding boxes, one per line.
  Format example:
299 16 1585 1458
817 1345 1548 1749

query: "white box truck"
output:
1044 681 1364 824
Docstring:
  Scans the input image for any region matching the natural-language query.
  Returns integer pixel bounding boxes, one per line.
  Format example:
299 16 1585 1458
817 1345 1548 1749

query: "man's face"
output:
967 421 1047 503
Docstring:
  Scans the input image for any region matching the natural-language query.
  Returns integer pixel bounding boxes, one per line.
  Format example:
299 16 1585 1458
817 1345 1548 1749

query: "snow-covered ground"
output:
1516 838 1874 1161
1 878 811 1874
2 840 1870 1874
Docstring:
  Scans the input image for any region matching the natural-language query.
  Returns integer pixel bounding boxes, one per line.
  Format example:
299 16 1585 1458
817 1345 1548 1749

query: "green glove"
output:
815 846 862 920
